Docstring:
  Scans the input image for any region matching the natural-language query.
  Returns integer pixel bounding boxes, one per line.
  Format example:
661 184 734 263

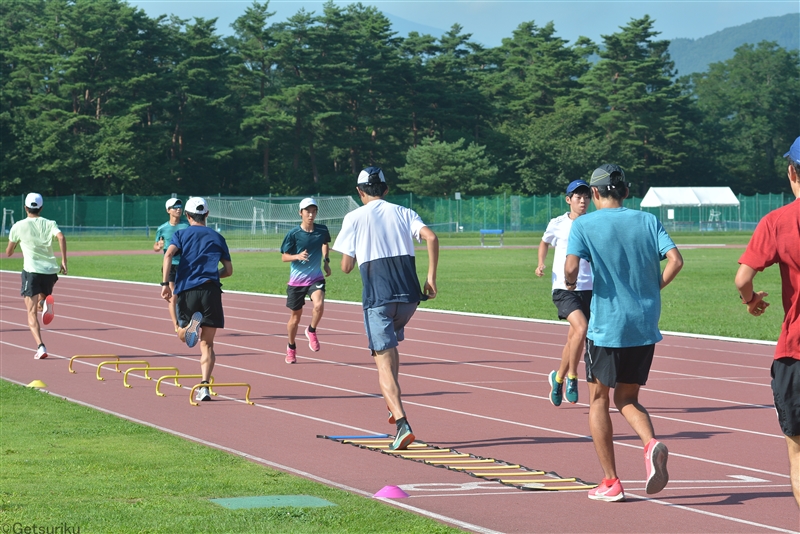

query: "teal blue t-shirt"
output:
155 221 189 265
280 224 331 286
567 207 676 348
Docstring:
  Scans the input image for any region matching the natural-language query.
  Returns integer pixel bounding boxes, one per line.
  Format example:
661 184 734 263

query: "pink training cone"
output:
373 485 409 498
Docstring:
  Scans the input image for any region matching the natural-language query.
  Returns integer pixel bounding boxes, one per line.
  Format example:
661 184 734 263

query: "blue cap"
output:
566 179 590 195
784 136 800 163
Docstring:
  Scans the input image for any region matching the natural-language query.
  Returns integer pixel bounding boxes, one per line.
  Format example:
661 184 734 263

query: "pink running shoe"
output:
285 345 297 364
305 326 320 352
645 439 669 494
588 478 625 502
42 295 54 326
387 408 395 425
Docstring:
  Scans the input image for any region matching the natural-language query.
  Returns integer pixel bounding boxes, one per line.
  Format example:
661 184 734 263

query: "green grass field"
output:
0 231 781 341
0 230 780 533
0 381 459 534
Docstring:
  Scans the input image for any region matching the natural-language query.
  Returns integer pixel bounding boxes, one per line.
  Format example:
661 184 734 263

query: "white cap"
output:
184 197 208 215
165 198 183 209
25 193 43 209
357 166 386 184
299 197 317 210
165 198 182 210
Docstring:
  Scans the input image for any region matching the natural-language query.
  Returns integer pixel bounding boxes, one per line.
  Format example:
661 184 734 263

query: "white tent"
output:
640 187 741 230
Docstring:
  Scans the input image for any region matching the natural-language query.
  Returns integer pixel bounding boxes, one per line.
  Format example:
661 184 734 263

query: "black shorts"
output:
585 339 655 388
21 270 58 298
175 283 224 328
552 289 592 320
286 281 326 311
161 264 178 283
771 357 800 436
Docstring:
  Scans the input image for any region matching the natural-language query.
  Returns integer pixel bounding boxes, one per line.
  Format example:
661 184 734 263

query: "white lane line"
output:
0 374 501 534
625 492 799 534
0 314 783 441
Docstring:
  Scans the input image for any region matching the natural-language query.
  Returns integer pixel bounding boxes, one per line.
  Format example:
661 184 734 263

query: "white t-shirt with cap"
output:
8 217 61 274
542 212 592 291
333 199 426 308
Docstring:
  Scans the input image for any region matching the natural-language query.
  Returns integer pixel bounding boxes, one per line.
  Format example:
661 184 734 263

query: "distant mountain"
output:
668 13 799 77
384 13 447 39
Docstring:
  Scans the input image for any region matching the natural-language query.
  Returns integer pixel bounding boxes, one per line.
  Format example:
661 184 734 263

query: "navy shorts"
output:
585 339 655 388
286 281 326 311
771 357 800 436
552 289 591 320
176 283 225 329
21 270 58 298
161 264 178 284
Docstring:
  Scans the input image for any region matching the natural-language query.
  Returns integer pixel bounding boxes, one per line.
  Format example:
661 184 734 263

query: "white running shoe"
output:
34 345 48 359
195 386 211 402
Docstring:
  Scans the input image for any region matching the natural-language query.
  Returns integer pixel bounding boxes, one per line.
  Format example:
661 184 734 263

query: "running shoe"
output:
644 439 669 494
285 345 297 364
195 386 211 402
387 409 395 425
305 326 320 352
42 295 54 326
389 421 415 451
588 478 625 502
548 371 563 407
565 376 579 404
184 312 202 348
34 344 48 360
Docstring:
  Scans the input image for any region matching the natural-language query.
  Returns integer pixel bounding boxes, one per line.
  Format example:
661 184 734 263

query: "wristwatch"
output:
160 282 169 286
324 258 330 263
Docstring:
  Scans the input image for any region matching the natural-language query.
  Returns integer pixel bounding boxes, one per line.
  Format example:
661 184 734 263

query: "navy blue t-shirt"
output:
171 225 231 294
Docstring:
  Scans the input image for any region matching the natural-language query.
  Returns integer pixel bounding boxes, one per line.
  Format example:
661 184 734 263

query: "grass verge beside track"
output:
0 380 459 534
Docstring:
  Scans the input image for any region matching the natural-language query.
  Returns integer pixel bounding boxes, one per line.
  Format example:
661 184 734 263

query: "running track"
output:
1 271 798 533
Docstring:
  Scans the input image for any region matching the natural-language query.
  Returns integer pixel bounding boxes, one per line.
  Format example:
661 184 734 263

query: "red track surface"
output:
1 271 798 533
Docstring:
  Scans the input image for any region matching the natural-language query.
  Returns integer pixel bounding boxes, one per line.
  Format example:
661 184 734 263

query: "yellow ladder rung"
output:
526 485 597 491
475 471 544 477
500 478 576 484
367 444 428 449
449 465 521 470
397 453 468 459
385 448 451 454
425 459 495 465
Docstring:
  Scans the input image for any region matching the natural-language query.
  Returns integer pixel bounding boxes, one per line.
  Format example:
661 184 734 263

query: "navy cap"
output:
590 164 625 186
784 136 800 163
566 180 590 195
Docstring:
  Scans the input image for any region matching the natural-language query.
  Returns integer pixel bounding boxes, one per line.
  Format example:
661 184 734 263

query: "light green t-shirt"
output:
8 217 61 274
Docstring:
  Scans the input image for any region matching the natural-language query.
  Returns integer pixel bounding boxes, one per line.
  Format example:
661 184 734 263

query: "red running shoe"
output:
588 478 625 502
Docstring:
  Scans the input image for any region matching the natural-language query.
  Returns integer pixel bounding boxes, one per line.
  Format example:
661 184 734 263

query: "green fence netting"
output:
0 192 792 240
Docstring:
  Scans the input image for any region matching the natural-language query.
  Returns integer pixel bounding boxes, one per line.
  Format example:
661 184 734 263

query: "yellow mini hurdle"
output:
69 354 120 373
96 360 150 381
123 366 180 388
155 374 215 397
189 383 254 406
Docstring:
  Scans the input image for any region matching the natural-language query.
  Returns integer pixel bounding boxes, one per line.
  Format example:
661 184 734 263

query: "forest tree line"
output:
1 0 798 198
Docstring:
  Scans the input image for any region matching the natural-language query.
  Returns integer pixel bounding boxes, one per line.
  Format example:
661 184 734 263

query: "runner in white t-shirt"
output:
536 180 592 406
333 166 439 451
6 193 67 360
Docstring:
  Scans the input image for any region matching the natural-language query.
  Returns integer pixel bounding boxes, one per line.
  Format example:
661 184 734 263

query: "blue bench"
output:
480 229 504 247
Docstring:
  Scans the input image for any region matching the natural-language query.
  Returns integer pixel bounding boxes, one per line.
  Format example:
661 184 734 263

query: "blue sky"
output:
128 1 798 47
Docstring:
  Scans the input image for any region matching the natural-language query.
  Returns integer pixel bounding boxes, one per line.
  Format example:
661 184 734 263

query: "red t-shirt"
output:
739 198 800 360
